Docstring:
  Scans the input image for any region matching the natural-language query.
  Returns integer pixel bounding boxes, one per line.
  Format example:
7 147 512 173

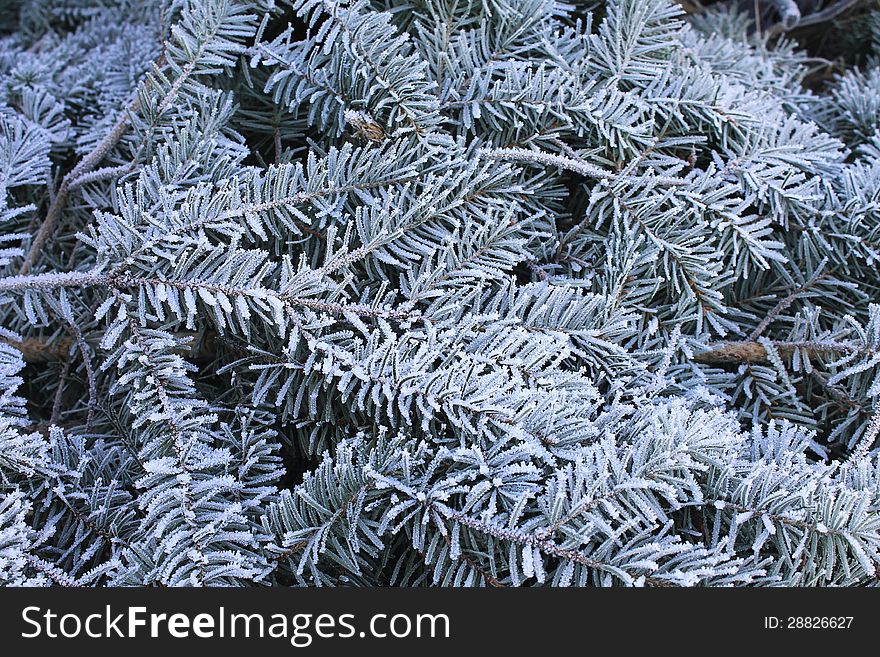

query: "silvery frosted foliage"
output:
0 0 878 587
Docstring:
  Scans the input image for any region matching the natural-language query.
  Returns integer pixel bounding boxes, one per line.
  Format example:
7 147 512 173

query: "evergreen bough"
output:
1 0 880 587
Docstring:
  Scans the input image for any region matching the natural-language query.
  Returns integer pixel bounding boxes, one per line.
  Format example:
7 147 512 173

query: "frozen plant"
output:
0 0 879 586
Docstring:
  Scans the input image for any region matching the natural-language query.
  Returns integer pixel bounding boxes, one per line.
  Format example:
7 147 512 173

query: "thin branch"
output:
848 405 880 463
49 355 73 425
0 270 423 324
694 339 859 365
2 336 75 362
19 106 138 275
1 331 213 363
749 272 828 340
767 0 863 34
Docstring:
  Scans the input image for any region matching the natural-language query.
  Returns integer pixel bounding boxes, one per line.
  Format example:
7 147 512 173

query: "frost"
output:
0 0 877 589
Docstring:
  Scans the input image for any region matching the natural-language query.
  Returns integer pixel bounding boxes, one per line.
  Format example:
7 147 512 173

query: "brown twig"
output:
19 106 139 275
1 331 213 363
694 339 858 365
3 336 75 362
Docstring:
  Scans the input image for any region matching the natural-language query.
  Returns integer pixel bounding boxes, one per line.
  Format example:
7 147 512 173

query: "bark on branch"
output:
2 331 215 363
694 339 857 364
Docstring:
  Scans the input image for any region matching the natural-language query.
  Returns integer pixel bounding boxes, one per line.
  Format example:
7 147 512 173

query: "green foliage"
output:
1 0 880 586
